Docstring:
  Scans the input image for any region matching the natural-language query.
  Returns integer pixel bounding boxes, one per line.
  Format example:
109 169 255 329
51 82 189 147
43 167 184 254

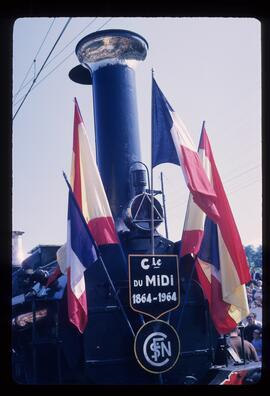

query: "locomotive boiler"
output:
12 29 244 385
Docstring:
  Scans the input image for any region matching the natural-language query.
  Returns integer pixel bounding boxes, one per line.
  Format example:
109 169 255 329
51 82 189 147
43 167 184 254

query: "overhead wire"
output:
26 17 113 91
13 18 56 100
165 163 261 211
159 162 260 206
13 19 261 224
227 178 260 195
166 178 261 213
13 17 113 109
13 17 72 121
39 17 98 70
13 17 98 99
161 175 261 242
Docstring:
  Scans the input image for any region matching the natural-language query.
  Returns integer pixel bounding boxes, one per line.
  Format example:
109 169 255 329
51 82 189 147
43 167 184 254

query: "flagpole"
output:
200 120 206 147
98 254 135 337
160 171 169 239
151 69 155 255
62 172 135 338
151 72 164 386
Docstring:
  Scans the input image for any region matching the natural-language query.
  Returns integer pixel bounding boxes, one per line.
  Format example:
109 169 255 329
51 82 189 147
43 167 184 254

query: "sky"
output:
12 17 261 258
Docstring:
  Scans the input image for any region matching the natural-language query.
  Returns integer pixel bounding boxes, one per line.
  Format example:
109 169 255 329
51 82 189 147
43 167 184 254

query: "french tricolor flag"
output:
182 123 251 334
180 122 211 257
152 78 219 223
54 99 119 332
65 179 99 334
47 99 119 289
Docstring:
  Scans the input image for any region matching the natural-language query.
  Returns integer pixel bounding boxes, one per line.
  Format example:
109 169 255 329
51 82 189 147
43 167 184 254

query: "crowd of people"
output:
228 271 262 364
228 313 262 363
246 277 262 309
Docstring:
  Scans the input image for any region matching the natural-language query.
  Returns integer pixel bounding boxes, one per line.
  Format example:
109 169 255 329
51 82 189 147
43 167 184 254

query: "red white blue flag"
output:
182 123 251 334
180 122 211 257
48 99 120 330
65 180 99 333
151 77 219 223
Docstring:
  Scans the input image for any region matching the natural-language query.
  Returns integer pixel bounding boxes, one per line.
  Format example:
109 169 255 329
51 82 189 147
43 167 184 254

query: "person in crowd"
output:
251 329 262 361
248 281 256 296
254 295 262 307
229 328 259 362
243 313 262 342
254 271 262 281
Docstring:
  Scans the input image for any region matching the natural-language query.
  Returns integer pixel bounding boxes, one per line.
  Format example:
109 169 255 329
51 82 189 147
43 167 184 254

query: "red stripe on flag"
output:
196 261 238 335
195 260 212 303
202 129 251 284
67 268 87 334
88 216 119 246
181 229 204 257
210 275 238 334
180 145 220 223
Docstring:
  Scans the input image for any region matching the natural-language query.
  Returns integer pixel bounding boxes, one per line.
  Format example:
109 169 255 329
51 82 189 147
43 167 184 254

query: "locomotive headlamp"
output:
125 192 163 231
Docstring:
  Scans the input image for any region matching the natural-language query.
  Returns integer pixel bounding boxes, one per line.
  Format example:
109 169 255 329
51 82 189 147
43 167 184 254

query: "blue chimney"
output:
74 30 148 230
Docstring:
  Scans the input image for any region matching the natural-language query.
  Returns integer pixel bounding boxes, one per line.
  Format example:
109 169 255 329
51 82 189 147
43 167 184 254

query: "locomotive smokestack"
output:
74 30 148 229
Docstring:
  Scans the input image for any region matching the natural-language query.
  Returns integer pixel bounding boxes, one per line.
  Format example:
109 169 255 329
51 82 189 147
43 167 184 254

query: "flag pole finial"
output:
62 171 70 188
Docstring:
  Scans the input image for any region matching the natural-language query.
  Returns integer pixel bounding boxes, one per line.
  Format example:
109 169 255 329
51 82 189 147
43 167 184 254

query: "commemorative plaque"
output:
128 255 180 319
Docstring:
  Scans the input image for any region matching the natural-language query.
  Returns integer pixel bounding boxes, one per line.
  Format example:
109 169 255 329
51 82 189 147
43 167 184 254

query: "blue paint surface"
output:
92 64 142 223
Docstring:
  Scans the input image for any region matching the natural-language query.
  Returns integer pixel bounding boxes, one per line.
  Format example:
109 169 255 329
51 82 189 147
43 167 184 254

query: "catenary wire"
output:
13 17 72 121
160 162 260 207
13 17 113 109
14 17 98 98
13 18 56 100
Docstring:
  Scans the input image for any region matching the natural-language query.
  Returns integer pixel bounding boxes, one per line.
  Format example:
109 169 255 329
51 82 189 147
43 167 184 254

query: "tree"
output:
244 245 262 273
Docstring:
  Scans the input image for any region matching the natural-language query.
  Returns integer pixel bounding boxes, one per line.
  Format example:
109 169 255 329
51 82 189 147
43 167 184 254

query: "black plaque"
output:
128 255 180 319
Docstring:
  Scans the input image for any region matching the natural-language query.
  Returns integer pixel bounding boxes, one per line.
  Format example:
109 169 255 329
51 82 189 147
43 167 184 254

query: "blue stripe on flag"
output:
68 191 99 269
152 78 179 167
198 217 220 270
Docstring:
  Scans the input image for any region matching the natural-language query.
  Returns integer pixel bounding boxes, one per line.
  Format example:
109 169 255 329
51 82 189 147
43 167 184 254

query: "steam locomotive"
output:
12 29 260 385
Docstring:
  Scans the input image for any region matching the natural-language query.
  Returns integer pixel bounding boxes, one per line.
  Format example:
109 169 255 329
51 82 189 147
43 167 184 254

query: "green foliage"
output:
244 244 262 271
